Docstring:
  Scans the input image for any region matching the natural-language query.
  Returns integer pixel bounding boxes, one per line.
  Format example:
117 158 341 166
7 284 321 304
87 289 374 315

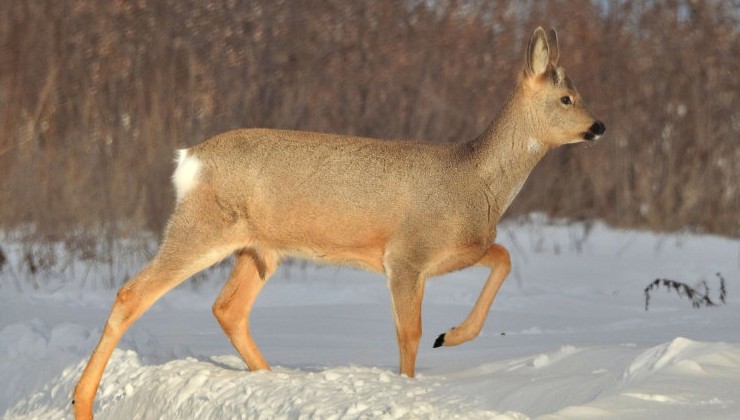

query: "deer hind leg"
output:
386 263 426 377
212 247 279 371
433 244 511 348
72 218 245 419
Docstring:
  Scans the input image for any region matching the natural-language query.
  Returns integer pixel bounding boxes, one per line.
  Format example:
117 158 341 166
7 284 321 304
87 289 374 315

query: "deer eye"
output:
560 96 572 105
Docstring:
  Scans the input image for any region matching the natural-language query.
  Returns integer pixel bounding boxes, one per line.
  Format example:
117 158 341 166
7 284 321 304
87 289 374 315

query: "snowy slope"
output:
2 220 739 419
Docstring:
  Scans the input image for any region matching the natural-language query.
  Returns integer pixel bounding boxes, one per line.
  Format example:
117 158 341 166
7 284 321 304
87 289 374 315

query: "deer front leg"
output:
386 264 426 377
433 244 510 348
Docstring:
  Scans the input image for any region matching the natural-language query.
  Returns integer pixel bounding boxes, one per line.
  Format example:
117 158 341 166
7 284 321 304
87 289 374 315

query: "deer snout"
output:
583 120 606 141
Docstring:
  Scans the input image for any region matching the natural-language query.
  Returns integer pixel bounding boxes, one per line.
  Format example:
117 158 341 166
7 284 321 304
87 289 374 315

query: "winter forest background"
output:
0 0 738 285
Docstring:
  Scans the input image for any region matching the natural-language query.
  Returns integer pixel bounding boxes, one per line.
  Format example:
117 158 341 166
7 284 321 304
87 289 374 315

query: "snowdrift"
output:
2 220 739 419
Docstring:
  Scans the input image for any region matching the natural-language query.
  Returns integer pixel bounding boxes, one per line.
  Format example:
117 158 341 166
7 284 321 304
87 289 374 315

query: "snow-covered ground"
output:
2 219 739 419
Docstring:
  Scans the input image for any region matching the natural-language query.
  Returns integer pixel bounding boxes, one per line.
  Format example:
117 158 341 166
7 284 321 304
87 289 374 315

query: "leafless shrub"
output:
0 246 7 273
644 273 727 311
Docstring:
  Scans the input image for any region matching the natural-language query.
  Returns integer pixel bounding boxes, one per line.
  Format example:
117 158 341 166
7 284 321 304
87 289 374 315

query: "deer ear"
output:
525 27 550 78
546 28 559 65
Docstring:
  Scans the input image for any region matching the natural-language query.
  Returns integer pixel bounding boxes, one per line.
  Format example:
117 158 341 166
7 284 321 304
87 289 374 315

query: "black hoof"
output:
433 333 446 348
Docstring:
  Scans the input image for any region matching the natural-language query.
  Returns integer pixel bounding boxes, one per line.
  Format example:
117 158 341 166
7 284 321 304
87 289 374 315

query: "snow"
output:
2 219 739 419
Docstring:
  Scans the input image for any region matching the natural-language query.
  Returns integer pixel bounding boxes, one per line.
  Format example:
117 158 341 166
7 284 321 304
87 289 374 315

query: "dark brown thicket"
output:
1 1 737 259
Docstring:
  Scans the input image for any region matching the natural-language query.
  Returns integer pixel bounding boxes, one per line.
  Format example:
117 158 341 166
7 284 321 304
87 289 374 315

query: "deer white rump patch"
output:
172 149 202 202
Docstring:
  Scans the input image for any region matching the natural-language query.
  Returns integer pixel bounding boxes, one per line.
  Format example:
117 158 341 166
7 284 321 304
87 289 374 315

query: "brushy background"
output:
0 0 737 274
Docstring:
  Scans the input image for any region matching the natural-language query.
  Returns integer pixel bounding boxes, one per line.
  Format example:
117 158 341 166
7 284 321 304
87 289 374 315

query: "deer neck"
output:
466 92 550 219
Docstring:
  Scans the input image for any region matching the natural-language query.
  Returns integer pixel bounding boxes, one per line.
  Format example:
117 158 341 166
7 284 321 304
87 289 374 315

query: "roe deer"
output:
73 27 605 419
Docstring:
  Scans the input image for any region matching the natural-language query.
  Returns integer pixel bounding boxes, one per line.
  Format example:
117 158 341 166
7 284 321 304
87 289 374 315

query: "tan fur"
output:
73 27 604 419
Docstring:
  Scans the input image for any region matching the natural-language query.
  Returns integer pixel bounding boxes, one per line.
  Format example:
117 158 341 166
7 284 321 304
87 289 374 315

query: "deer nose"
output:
589 121 606 136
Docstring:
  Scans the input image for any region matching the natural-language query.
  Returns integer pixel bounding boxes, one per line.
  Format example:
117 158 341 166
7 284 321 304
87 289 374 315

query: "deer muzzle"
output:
583 120 606 141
